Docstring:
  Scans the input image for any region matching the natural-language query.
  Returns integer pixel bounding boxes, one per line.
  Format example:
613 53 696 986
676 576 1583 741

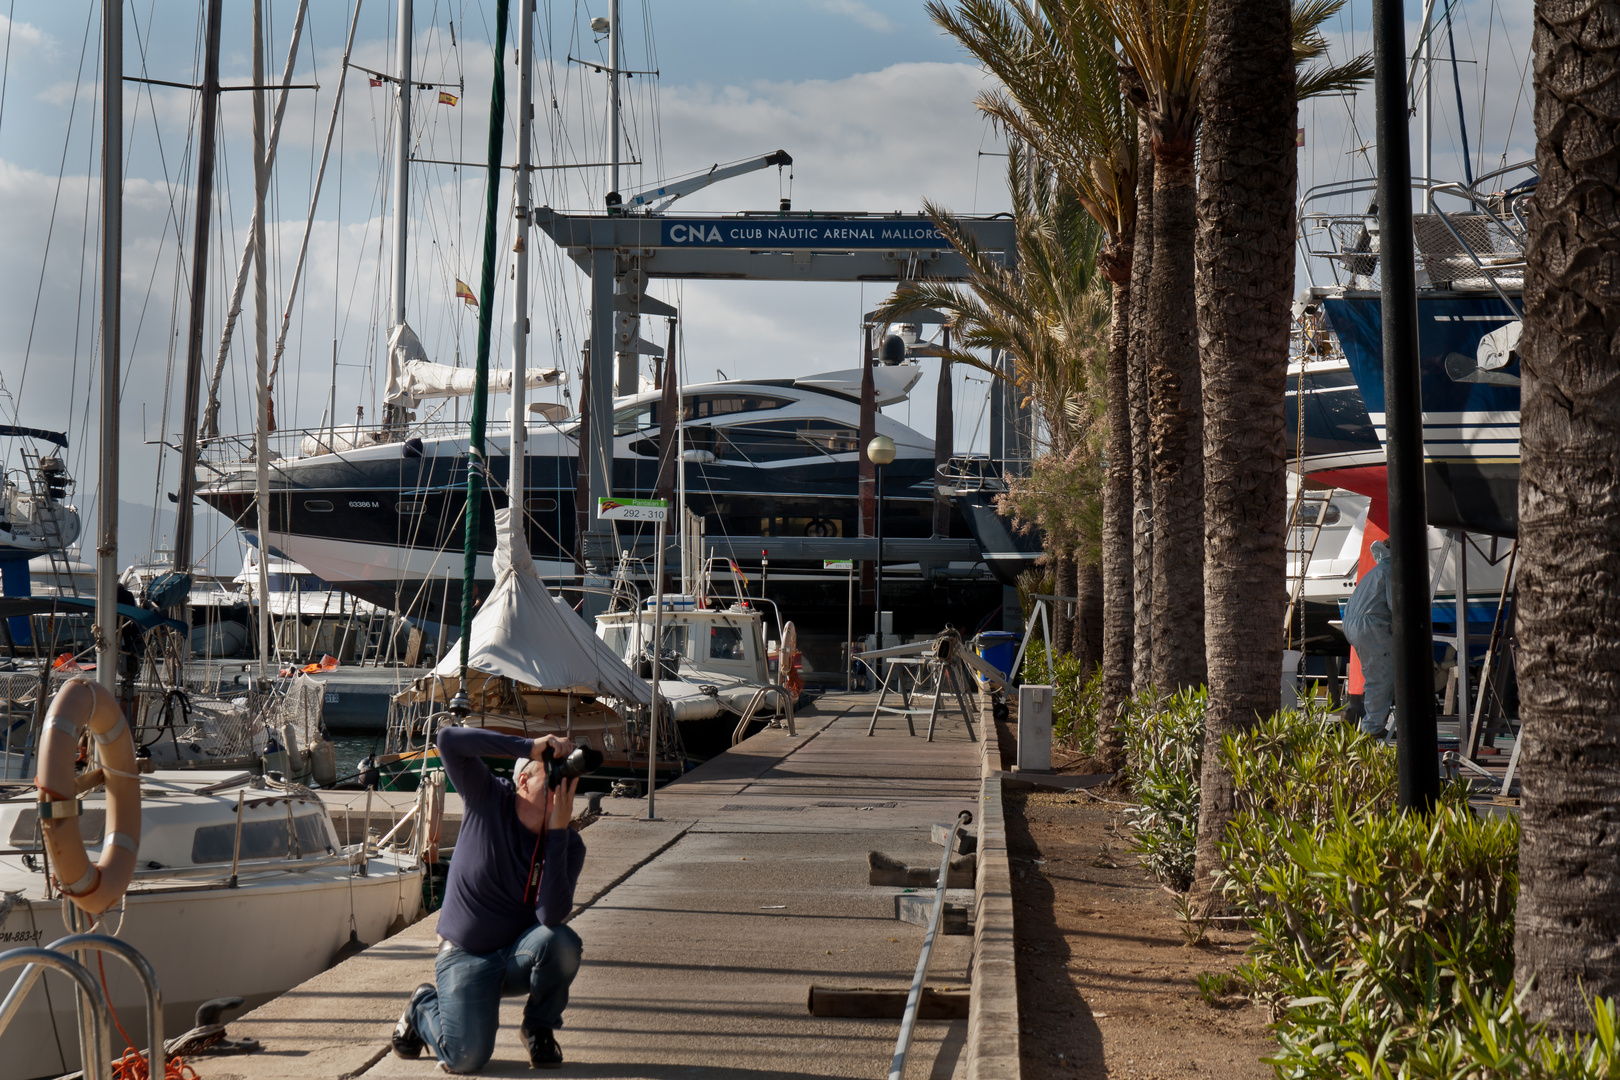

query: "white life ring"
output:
35 678 141 915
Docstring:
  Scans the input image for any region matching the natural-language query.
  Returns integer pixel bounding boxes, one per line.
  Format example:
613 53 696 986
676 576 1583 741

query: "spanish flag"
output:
439 91 458 106
455 279 477 307
728 558 750 587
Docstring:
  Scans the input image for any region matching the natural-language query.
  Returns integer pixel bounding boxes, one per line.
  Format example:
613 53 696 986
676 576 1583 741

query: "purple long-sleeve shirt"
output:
434 726 587 954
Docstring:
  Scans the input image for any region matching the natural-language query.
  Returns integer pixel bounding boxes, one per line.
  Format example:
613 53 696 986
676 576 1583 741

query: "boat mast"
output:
511 0 532 507
609 0 620 198
97 0 123 691
391 0 412 341
456 0 512 692
172 0 222 582
253 0 272 675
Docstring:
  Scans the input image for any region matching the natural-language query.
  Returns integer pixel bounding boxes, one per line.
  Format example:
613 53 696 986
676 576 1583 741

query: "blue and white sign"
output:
659 218 951 249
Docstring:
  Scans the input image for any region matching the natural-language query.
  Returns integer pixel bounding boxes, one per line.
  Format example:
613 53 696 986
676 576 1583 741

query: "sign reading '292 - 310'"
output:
597 497 669 522
659 218 951 249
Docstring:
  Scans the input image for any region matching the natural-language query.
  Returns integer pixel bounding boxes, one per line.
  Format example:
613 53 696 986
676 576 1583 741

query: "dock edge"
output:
963 694 1020 1078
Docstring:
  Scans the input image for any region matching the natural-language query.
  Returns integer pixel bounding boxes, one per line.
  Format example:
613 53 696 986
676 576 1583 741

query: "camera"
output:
542 739 603 790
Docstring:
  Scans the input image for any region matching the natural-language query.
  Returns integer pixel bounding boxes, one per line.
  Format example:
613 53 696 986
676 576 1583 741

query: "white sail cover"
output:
385 323 566 409
432 508 652 705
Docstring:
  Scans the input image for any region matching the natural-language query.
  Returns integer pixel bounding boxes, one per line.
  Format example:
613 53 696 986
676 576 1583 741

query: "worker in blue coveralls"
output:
1342 539 1396 740
392 727 585 1071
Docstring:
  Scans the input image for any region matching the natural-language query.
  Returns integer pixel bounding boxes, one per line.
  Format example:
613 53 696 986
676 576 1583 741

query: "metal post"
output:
96 0 122 692
645 512 665 821
174 0 223 581
1453 530 1469 732
253 0 273 678
584 244 616 618
845 560 854 691
392 0 412 330
1374 0 1438 811
511 0 531 505
608 0 620 197
874 463 884 648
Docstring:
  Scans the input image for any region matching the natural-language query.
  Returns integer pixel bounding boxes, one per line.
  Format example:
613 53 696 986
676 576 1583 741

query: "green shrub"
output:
1121 685 1206 891
1219 756 1519 1079
1019 642 1102 754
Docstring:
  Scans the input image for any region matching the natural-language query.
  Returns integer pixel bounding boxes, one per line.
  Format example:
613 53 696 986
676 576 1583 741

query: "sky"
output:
0 0 1535 578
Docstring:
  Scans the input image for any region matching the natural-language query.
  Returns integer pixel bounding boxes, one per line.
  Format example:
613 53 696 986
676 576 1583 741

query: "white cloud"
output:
810 0 893 33
0 14 50 55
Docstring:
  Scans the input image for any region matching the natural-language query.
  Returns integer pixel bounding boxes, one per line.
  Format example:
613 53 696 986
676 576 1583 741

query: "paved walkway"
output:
203 691 984 1080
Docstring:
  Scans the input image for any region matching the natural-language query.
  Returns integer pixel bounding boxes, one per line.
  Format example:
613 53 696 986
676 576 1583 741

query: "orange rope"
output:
97 953 197 1080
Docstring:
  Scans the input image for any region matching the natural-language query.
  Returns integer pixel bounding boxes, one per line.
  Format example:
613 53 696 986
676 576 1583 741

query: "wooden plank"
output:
806 985 971 1020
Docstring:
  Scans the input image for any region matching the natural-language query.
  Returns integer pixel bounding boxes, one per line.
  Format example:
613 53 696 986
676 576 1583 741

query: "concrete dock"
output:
197 691 1006 1079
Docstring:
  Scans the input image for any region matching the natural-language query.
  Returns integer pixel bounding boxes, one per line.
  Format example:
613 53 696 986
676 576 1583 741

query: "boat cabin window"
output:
192 811 332 864
10 808 105 847
708 625 748 662
613 394 794 437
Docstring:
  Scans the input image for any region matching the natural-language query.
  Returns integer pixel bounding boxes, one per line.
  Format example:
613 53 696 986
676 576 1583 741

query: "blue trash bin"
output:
974 631 1020 688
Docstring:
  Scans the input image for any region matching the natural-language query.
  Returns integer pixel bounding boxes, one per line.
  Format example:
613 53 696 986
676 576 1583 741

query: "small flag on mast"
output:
455 279 477 307
369 76 383 88
439 91 459 106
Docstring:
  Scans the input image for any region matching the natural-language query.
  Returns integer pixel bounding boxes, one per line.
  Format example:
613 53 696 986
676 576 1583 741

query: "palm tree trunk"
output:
1513 0 1620 1030
1187 0 1296 907
1077 558 1104 676
1100 266 1135 763
1148 144 1206 692
1053 551 1077 657
1130 118 1156 697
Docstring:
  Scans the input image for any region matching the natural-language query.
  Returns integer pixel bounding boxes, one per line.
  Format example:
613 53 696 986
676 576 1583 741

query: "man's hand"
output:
529 735 575 762
547 776 578 830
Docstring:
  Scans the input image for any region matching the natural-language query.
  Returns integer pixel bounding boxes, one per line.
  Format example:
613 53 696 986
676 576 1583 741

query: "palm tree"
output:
1187 0 1371 903
1129 115 1155 699
873 150 1112 663
1513 0 1620 1031
1185 0 1296 905
928 0 1138 730
1091 0 1208 693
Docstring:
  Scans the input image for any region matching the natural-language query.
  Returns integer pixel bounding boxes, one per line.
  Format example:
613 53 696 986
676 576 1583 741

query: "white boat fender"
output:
311 735 338 787
283 722 309 781
35 677 141 915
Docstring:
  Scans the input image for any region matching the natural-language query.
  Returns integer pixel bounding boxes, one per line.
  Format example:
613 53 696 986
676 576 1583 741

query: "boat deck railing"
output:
0 931 161 1080
1297 163 1535 300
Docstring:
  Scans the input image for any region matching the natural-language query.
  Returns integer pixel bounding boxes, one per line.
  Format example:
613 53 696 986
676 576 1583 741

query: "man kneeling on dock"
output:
393 727 586 1071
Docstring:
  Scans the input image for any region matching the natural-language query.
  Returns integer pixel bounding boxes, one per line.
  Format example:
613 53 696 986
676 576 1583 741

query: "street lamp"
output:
867 434 896 650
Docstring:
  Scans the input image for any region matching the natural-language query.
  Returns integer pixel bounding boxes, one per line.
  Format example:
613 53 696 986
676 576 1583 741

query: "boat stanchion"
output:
229 790 244 887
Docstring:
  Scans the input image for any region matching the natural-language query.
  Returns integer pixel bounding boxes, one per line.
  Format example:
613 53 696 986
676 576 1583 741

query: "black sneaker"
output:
392 983 435 1059
520 1023 563 1069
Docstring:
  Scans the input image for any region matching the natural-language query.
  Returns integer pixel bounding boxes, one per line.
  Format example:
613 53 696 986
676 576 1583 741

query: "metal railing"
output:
0 931 162 1080
888 809 973 1080
728 682 797 746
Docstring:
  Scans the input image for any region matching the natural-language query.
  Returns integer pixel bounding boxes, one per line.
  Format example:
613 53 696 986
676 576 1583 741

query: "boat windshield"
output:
612 393 794 435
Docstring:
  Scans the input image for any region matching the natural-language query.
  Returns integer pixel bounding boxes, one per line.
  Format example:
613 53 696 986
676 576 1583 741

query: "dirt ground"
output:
996 724 1276 1078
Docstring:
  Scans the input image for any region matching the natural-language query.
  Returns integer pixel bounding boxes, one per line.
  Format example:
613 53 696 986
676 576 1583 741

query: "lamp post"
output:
867 434 896 651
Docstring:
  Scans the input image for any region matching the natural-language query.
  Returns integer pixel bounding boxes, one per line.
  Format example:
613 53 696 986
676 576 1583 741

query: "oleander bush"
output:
1121 685 1206 890
1212 713 1521 1078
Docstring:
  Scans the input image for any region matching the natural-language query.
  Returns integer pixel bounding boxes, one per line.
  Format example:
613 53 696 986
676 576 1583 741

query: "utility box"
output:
1017 684 1054 773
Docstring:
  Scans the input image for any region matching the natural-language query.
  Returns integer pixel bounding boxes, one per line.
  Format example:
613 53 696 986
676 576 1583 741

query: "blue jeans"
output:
409 923 583 1073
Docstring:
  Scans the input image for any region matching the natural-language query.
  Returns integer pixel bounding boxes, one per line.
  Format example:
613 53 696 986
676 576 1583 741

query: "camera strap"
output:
521 790 554 906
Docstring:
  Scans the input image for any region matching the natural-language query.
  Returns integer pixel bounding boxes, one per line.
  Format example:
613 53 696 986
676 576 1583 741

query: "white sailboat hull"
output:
0 861 422 1080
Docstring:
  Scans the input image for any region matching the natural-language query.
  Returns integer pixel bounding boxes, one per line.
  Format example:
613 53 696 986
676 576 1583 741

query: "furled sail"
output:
432 507 653 704
384 323 565 409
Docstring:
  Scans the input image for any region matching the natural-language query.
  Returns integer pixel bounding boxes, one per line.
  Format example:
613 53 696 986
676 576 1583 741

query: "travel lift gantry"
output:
530 188 1017 617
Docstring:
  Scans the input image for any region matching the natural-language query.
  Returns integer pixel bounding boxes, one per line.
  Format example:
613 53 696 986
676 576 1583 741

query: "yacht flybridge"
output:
194 365 1010 664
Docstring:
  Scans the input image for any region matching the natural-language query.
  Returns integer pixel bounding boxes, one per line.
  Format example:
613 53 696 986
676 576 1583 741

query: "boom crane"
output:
610 150 793 215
